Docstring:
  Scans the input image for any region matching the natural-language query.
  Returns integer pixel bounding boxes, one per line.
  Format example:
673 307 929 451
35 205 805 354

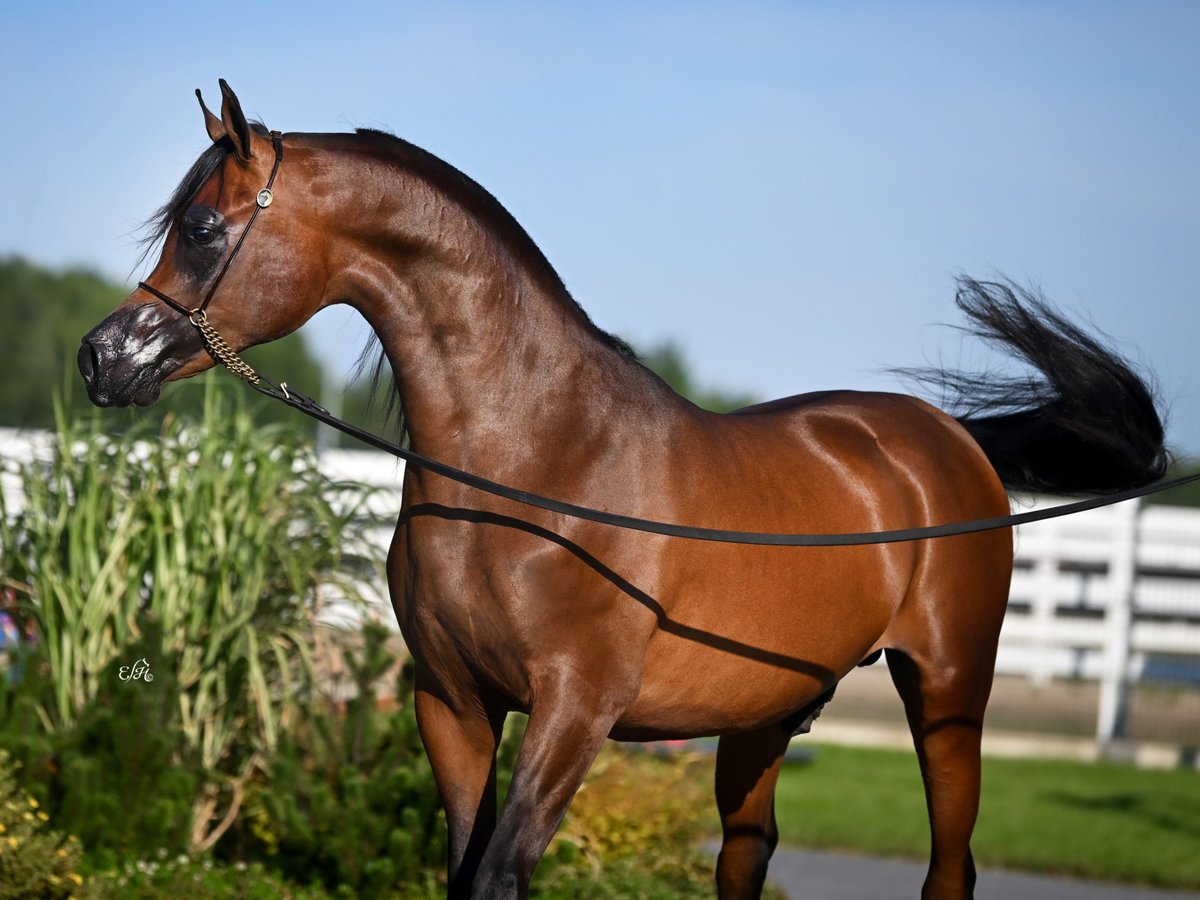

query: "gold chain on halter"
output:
190 310 261 384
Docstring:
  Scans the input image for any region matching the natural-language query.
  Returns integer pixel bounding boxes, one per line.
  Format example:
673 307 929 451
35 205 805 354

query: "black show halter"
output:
138 131 1200 546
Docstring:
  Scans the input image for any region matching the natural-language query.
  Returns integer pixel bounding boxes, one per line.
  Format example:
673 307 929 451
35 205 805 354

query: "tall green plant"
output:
0 383 382 851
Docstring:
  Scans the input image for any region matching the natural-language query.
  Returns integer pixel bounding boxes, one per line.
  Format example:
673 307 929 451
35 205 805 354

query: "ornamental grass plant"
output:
0 384 381 855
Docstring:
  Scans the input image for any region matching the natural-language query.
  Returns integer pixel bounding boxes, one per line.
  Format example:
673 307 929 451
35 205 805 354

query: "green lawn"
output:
772 744 1200 890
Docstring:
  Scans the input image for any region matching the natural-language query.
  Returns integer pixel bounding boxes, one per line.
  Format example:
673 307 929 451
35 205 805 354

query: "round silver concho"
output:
256 188 274 209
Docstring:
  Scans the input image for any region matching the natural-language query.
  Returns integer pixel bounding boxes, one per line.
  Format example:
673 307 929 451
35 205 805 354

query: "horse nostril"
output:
77 341 98 385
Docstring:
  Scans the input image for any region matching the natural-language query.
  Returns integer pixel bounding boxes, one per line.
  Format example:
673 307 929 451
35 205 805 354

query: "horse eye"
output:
190 226 216 245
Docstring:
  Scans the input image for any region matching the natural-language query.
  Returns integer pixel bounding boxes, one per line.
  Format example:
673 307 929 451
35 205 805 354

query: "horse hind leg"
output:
886 646 995 900
714 724 792 899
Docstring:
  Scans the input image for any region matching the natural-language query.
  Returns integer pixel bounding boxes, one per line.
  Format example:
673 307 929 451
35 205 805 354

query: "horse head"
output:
79 81 328 407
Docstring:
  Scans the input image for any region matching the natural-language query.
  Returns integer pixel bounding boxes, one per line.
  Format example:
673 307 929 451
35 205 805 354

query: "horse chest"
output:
392 523 572 700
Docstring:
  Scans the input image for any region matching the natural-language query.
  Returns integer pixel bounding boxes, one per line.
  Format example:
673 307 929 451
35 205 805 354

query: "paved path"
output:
760 845 1200 900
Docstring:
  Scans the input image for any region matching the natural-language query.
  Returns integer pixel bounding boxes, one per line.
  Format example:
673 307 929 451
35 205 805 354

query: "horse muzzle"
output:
78 305 194 407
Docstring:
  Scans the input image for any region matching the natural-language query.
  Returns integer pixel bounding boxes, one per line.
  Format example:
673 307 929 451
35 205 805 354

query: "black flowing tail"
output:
911 277 1170 495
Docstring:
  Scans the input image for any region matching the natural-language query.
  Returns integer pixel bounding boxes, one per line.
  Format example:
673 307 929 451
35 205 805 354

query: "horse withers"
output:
79 81 1168 899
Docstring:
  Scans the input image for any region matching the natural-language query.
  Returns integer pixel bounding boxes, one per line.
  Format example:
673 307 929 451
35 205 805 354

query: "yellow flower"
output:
58 847 70 857
28 797 38 808
38 811 50 821
69 873 84 885
0 823 5 832
6 837 17 848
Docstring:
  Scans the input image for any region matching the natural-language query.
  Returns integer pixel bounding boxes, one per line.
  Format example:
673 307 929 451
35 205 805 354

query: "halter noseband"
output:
137 130 284 384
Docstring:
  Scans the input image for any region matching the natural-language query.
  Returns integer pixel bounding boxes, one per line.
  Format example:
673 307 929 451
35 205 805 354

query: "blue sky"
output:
4 2 1199 456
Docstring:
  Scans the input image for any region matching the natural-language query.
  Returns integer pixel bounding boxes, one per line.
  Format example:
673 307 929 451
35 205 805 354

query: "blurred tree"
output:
638 340 758 413
1148 458 1200 507
0 257 124 426
0 256 323 435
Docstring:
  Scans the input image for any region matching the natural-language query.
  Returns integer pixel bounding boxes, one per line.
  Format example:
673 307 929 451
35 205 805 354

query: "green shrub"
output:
81 852 339 900
0 750 85 900
53 624 200 868
240 624 448 899
531 747 720 898
0 605 206 871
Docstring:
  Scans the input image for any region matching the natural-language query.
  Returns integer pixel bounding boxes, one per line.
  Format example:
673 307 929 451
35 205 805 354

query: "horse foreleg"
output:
714 724 791 899
413 683 505 898
471 686 625 899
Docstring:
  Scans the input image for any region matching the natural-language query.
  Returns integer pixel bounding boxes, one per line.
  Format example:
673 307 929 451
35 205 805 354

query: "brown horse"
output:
79 82 1168 899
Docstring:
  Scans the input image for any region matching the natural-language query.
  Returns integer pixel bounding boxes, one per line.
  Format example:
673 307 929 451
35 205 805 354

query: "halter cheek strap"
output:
137 130 285 383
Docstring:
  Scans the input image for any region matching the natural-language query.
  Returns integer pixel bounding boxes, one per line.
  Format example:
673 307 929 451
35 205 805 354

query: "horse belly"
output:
613 545 903 739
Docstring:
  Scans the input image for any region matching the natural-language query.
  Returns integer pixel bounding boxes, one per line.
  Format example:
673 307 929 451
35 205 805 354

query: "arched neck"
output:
316 134 636 471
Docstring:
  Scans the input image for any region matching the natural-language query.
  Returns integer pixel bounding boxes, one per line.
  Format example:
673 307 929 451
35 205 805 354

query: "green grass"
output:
773 743 1200 889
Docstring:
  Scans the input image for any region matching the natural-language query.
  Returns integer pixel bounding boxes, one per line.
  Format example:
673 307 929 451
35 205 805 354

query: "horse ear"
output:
217 79 254 164
196 88 225 143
